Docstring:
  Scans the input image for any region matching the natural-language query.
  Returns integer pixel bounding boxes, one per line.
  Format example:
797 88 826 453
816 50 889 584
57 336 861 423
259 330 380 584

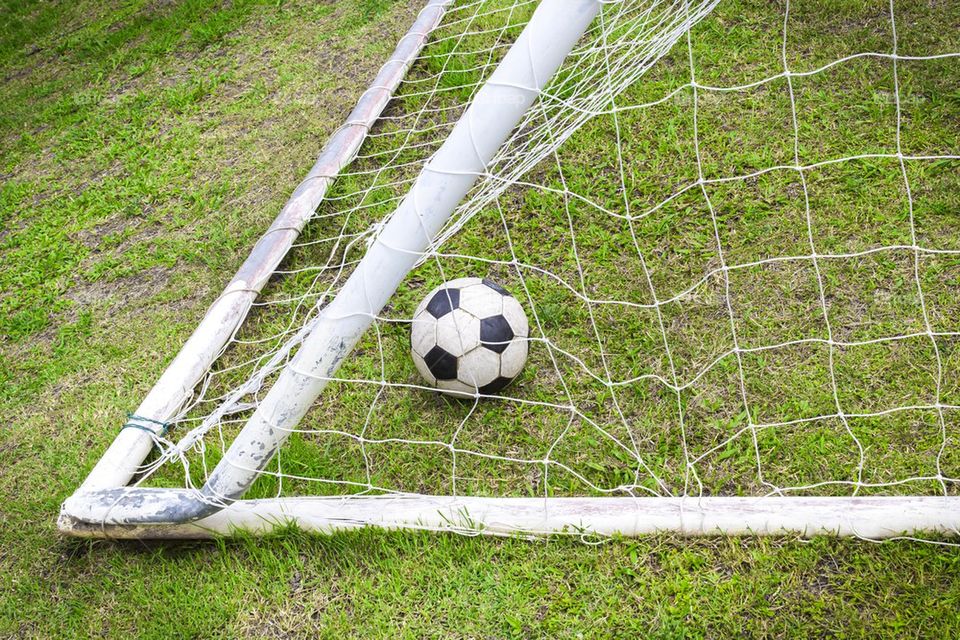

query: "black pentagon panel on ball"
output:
479 376 514 395
480 315 513 354
426 288 460 318
482 278 510 296
424 345 458 380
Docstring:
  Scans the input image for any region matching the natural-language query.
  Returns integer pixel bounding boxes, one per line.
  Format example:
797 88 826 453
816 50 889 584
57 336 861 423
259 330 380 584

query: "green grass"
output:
2 0 960 636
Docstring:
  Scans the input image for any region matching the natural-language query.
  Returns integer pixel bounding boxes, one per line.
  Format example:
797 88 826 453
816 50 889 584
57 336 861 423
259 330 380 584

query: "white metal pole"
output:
61 0 603 528
59 495 960 539
203 0 604 506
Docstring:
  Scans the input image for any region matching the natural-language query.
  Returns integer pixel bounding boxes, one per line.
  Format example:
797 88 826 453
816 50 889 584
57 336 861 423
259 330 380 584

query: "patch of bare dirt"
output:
74 214 142 251
64 265 171 310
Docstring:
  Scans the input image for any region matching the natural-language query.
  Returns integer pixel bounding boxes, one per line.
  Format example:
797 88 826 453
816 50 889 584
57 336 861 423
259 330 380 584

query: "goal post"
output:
61 0 608 532
60 0 960 540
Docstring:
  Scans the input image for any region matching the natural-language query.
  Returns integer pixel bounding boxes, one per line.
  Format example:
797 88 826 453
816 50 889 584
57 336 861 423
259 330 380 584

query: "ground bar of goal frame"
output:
58 495 960 539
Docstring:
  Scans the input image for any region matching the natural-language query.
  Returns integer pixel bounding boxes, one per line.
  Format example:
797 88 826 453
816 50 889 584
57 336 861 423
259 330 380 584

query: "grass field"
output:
2 0 960 637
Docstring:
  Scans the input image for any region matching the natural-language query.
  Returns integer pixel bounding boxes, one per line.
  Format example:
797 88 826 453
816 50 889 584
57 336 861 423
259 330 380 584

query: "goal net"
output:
61 0 960 539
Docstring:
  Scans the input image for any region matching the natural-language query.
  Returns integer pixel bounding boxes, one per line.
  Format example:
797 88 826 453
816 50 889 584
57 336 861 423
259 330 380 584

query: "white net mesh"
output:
131 0 960 530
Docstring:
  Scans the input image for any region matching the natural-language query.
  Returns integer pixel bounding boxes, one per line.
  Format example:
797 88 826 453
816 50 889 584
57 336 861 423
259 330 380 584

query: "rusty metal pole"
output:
73 0 452 496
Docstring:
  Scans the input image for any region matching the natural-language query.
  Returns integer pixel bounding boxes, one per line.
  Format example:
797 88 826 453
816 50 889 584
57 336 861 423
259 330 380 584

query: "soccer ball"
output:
411 277 529 397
